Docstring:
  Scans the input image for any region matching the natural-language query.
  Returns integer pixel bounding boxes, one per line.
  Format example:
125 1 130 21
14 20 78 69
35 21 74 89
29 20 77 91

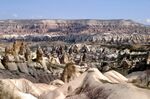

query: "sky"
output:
0 0 150 24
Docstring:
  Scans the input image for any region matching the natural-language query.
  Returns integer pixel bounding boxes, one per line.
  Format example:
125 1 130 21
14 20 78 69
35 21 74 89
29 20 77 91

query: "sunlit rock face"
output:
0 19 149 34
0 19 150 44
0 19 150 99
0 78 58 99
39 68 150 99
0 41 63 84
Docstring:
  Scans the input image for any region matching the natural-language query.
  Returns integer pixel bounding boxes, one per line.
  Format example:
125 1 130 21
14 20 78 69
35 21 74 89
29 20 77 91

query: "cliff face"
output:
0 19 149 34
0 19 150 44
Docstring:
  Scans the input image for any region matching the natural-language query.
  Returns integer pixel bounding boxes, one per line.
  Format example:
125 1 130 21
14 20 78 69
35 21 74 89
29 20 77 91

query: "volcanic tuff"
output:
0 19 149 34
0 19 150 44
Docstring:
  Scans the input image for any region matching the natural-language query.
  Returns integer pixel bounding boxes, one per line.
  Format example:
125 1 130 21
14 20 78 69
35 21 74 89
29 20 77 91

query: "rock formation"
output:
60 52 70 64
0 19 149 34
0 37 150 99
25 46 32 62
0 42 63 83
2 46 18 71
36 46 47 70
0 19 150 44
12 40 23 56
61 63 77 83
40 68 150 99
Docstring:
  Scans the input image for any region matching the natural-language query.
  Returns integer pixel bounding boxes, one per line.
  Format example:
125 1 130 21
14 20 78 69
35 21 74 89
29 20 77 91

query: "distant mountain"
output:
0 19 150 44
0 19 149 35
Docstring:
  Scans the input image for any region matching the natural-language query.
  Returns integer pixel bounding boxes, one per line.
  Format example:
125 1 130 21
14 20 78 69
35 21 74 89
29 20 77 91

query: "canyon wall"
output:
0 19 150 44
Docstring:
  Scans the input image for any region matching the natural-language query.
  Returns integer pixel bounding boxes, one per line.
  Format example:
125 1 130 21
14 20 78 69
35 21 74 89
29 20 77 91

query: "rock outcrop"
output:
0 19 150 44
1 68 149 99
40 68 150 99
0 19 147 34
0 41 63 83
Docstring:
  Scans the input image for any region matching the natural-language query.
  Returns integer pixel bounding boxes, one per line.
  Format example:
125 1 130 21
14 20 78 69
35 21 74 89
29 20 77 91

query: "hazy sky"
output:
0 0 150 24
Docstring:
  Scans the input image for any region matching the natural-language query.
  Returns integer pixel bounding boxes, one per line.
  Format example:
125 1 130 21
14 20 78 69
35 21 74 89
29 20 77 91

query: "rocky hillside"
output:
0 19 149 34
0 19 150 44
